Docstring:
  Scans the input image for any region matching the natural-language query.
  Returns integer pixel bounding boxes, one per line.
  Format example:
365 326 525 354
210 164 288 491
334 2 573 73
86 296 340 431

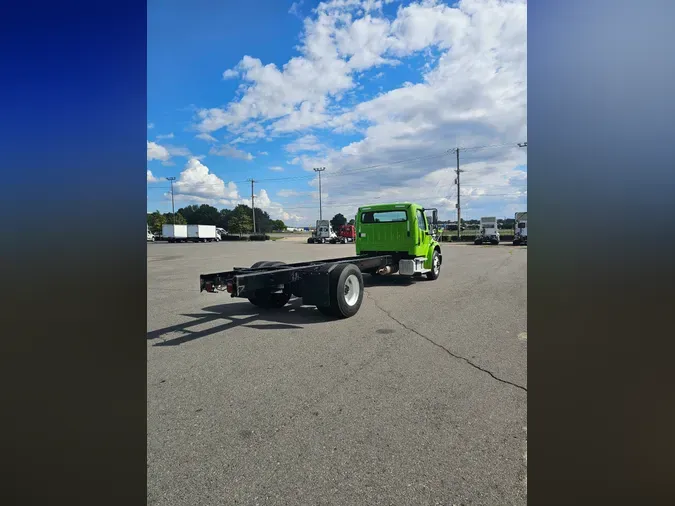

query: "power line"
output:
146 141 525 187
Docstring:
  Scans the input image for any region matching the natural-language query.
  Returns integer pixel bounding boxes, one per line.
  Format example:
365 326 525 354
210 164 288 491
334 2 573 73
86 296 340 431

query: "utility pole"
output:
166 177 176 224
248 178 256 234
454 149 464 240
313 167 326 221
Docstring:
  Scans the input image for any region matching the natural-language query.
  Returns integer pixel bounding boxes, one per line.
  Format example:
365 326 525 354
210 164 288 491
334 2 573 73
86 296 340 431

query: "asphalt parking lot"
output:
147 239 527 506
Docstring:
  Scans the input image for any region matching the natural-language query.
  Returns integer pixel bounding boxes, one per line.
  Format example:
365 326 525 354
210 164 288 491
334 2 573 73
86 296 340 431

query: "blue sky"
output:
147 0 527 225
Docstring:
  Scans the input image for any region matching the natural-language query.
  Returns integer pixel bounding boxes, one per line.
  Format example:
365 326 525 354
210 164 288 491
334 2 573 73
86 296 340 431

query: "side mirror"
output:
432 209 438 225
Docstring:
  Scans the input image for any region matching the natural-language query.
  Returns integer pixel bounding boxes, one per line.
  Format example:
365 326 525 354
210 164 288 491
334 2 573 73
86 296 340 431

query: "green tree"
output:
271 219 286 231
330 213 347 231
177 205 200 224
194 204 220 225
348 218 355 225
228 214 252 236
163 212 187 225
218 208 232 230
147 210 166 235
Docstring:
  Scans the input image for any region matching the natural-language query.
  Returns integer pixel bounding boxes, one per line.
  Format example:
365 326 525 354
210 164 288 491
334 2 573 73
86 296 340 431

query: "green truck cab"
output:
355 202 442 280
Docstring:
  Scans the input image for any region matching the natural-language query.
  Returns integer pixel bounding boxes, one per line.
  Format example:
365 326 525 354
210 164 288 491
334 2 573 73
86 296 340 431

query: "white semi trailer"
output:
474 217 500 245
513 212 527 245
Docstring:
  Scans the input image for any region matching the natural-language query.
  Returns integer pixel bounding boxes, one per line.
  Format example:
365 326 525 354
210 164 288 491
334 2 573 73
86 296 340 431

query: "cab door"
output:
414 208 430 257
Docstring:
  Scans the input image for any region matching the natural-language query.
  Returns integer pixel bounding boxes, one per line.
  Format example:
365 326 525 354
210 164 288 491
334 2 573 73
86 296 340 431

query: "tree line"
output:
148 206 518 236
147 204 287 236
328 213 355 231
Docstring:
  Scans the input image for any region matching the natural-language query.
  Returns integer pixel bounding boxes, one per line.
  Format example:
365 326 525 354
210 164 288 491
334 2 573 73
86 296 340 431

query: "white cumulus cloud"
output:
166 158 305 224
147 141 170 162
209 145 254 161
147 170 161 183
186 0 527 219
196 133 218 143
284 134 324 153
222 68 239 80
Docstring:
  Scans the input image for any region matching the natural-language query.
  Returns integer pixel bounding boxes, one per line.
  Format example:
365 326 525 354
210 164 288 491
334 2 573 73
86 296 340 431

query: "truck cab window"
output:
416 209 426 231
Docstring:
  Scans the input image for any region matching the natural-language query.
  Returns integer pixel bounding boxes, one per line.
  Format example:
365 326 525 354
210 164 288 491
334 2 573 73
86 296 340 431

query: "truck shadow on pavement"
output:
147 298 330 347
363 274 416 287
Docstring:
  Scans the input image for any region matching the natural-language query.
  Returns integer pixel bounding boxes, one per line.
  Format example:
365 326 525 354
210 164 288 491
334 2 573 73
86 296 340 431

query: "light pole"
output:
166 177 176 224
313 167 326 221
248 179 256 234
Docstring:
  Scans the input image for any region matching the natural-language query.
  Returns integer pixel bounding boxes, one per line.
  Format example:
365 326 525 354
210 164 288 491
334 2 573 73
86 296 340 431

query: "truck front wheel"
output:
426 250 441 280
316 263 364 318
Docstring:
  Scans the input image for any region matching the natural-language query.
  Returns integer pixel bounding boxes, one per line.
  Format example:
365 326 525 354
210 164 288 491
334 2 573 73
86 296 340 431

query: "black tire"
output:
247 261 292 308
474 240 481 245
513 240 520 246
491 240 499 246
318 263 364 318
307 238 314 244
426 249 441 280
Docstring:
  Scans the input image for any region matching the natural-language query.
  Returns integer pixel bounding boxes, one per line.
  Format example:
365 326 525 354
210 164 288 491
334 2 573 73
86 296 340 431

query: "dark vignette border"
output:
0 1 147 504
529 1 675 504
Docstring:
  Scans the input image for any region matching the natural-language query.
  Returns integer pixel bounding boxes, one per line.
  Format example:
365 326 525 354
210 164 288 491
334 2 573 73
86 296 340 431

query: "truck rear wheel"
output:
247 261 292 309
316 263 364 318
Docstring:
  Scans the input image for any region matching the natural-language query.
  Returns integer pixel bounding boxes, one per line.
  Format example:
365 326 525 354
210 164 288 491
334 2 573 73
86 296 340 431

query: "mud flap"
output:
300 265 335 307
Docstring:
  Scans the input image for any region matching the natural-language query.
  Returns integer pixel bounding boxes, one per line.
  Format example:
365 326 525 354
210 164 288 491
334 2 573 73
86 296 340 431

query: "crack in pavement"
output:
365 291 528 393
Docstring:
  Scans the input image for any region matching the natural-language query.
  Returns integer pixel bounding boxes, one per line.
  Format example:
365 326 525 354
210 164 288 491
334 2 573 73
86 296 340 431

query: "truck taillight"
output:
204 281 214 292
226 281 233 293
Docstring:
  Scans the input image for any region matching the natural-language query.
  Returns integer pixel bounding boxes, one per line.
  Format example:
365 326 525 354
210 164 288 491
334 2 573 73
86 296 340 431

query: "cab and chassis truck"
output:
200 202 442 318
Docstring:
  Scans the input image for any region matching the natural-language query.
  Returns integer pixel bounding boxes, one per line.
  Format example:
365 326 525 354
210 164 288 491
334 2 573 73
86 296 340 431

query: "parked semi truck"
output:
330 224 356 244
201 202 442 319
474 217 500 245
513 212 527 245
307 220 337 244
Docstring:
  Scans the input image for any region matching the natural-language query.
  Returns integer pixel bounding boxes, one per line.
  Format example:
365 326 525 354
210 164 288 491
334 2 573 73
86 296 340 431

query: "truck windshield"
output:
361 210 407 223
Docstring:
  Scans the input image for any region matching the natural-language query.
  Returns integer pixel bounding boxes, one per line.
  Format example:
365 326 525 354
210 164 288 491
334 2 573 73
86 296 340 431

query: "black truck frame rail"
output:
201 254 391 297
